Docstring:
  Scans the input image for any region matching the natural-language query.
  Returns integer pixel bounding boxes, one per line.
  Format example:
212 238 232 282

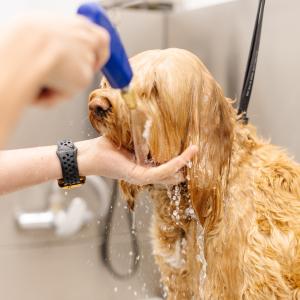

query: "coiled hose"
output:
100 180 140 279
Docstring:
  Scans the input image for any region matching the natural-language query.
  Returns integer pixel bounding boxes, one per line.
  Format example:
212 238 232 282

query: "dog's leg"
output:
150 190 201 299
119 180 141 210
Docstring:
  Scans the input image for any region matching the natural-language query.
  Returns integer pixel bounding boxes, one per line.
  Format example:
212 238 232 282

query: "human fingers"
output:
129 145 198 185
74 17 110 70
148 145 198 182
154 172 185 185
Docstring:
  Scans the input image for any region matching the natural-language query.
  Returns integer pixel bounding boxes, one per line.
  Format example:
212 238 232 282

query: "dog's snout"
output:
89 96 112 119
94 105 108 118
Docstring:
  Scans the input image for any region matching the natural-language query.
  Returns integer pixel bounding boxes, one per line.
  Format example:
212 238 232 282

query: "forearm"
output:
0 136 198 195
0 145 62 195
0 75 32 148
0 139 99 195
0 55 35 147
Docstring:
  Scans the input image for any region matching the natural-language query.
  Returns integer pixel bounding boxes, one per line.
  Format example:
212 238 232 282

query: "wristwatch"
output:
56 139 86 189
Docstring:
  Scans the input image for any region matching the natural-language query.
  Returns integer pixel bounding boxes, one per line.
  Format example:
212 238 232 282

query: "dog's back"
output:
202 123 300 299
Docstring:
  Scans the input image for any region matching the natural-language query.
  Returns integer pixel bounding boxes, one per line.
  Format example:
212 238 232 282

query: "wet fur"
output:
89 49 300 299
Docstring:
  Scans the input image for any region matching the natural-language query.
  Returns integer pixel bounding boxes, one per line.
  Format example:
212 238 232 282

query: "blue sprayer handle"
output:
77 2 133 89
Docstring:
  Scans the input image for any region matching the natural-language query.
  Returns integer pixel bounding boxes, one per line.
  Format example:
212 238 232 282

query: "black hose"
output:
238 0 266 124
100 180 140 279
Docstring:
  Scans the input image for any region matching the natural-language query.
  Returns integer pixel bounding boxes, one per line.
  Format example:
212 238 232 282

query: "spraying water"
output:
197 223 207 299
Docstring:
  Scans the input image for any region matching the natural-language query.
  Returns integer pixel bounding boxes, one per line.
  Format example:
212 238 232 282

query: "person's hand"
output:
0 13 110 147
77 137 198 185
0 13 110 106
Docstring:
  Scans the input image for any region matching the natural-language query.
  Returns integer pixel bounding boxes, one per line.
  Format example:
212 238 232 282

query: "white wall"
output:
168 0 300 161
0 0 82 23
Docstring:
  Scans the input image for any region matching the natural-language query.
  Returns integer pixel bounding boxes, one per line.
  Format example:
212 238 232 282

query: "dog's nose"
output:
89 97 112 119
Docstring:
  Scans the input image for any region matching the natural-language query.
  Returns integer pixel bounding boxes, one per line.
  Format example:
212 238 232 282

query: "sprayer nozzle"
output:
121 88 137 110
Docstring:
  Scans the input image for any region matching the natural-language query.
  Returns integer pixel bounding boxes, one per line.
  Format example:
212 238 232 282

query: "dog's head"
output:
89 48 234 224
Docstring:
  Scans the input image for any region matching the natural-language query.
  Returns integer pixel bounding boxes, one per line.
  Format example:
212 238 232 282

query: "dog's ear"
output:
186 77 234 229
119 180 141 210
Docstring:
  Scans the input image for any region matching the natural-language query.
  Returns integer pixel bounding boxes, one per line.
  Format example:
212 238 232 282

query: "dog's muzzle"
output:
89 96 112 120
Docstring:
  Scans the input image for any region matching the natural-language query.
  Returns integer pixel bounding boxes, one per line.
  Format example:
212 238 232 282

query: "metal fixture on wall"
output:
15 176 112 237
99 0 238 11
100 0 174 10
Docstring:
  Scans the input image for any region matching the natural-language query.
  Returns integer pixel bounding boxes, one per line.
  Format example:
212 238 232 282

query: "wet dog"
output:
88 48 300 299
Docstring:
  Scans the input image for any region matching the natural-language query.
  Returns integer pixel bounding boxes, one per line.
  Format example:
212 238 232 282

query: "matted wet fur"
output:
88 48 300 299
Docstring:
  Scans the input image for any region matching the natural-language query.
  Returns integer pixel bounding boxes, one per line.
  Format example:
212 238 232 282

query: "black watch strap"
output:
56 139 86 189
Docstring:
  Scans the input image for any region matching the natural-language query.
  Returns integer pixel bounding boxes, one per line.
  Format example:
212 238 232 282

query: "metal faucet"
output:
15 176 112 237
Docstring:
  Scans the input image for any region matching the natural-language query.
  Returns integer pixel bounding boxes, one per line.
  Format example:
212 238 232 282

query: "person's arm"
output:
0 144 61 194
0 137 197 195
0 14 109 148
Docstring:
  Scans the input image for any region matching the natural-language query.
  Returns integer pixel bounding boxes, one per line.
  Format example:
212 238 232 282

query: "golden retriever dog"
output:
88 48 300 299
